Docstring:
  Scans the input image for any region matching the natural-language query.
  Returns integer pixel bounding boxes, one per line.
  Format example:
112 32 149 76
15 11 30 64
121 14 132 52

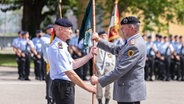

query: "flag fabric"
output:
78 0 93 48
108 0 120 42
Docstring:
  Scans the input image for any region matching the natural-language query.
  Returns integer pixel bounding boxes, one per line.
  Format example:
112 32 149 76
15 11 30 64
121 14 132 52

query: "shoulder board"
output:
58 42 63 49
128 39 135 45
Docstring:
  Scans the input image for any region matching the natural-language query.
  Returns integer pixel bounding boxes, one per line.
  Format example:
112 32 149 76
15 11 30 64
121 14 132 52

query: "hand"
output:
21 53 25 57
85 85 96 94
89 47 97 57
90 75 99 85
91 32 100 42
37 54 41 59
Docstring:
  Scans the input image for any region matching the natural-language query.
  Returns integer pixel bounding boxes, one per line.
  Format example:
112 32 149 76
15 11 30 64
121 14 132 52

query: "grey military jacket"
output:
98 34 146 102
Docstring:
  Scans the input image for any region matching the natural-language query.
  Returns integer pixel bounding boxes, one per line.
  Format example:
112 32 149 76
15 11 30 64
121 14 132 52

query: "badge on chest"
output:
58 42 63 49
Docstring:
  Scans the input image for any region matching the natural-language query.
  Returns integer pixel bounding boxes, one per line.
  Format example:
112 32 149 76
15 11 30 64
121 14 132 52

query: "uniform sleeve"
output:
97 39 122 56
56 49 73 73
99 45 140 87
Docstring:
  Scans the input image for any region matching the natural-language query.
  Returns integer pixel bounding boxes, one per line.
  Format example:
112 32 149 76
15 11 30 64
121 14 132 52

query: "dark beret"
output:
121 16 140 25
36 30 42 34
45 24 53 30
179 36 182 39
21 31 28 35
98 31 106 36
55 18 73 27
163 36 167 39
147 36 152 39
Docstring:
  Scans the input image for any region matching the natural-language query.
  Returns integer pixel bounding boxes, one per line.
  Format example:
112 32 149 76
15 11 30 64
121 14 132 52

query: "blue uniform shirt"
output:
19 39 34 52
47 37 73 80
146 42 157 56
69 36 79 47
40 34 50 61
12 37 21 48
32 37 42 53
158 42 174 55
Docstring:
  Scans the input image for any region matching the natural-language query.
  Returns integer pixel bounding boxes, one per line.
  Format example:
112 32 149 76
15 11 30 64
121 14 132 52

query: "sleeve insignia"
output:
108 53 112 58
58 42 63 49
128 50 134 56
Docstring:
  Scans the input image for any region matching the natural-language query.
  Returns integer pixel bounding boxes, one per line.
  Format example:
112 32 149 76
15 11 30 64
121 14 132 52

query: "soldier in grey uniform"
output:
96 31 115 104
91 16 146 104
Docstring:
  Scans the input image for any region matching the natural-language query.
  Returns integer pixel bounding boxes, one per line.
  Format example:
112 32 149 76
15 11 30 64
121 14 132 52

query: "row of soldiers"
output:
11 25 53 81
144 34 184 81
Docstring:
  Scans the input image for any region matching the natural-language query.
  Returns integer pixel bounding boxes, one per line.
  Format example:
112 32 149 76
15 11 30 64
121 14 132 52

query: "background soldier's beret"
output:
98 31 106 36
21 31 28 35
121 16 140 25
36 30 42 34
147 36 152 39
55 18 73 27
45 24 53 30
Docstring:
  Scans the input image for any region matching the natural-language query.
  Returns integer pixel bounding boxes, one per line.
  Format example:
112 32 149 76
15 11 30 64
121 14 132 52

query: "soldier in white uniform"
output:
47 18 96 104
91 16 146 104
96 31 115 104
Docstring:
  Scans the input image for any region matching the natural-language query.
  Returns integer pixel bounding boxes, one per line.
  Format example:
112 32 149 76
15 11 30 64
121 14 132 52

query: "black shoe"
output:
98 99 102 104
25 77 30 81
105 99 110 104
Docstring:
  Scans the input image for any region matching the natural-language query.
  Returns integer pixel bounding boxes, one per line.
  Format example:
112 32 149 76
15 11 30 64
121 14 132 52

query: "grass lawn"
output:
0 54 34 67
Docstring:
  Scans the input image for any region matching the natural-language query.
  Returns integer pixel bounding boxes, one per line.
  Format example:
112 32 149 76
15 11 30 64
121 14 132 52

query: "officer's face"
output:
54 25 72 41
99 33 108 40
120 24 132 39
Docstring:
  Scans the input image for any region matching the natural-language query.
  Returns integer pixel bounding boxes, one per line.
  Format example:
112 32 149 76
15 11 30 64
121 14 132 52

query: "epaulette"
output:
128 39 135 45
58 42 63 49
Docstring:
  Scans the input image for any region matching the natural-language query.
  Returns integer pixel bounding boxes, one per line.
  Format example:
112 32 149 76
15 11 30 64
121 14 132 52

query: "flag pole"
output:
92 0 96 104
59 0 62 18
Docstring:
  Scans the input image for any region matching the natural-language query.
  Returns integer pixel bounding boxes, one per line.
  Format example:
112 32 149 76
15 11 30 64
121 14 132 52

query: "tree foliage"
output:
0 0 77 37
104 0 184 34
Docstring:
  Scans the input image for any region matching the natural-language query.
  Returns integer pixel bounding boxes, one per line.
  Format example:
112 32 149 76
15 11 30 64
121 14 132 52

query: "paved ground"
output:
0 66 184 104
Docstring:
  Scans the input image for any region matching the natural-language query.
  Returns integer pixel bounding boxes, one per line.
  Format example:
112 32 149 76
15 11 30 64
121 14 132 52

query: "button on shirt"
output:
47 37 73 81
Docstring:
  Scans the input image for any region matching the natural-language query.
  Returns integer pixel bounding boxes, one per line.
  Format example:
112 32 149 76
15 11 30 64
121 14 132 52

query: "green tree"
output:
104 0 184 34
0 0 77 37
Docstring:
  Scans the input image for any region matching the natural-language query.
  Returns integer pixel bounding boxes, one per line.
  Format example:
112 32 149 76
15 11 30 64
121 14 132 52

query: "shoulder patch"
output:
128 39 135 45
128 50 134 57
58 42 63 49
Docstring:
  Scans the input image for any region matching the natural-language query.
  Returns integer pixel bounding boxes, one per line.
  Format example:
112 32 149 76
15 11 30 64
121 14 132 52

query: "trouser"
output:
45 72 53 102
21 53 31 79
16 55 22 78
52 79 75 104
118 101 140 104
171 56 181 80
158 59 166 80
154 57 160 80
164 56 171 80
145 56 154 80
180 56 184 80
96 65 112 99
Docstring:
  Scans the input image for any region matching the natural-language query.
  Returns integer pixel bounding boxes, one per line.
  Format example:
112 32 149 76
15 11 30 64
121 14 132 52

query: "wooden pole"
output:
92 0 96 104
59 0 62 18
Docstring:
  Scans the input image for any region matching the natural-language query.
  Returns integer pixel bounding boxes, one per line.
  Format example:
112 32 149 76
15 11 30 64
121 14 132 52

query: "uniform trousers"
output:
96 66 111 99
52 79 75 104
118 101 140 104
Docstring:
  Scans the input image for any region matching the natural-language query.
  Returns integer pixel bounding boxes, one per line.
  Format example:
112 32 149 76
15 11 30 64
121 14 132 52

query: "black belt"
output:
53 79 75 87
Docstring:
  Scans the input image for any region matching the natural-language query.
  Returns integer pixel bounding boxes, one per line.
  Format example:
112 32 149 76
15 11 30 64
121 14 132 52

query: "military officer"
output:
95 31 115 104
12 31 22 80
47 18 96 104
145 36 157 81
91 16 146 104
40 24 54 104
179 36 184 81
18 31 39 80
32 30 44 80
